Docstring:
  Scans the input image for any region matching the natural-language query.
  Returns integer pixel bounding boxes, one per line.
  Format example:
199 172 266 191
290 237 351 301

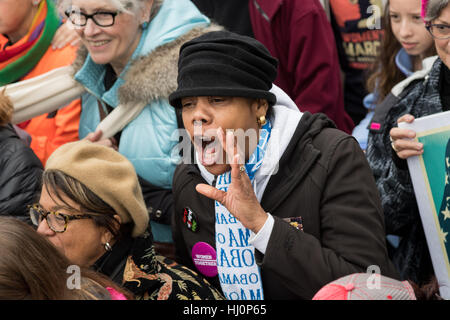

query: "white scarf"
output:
1 66 145 139
215 120 271 300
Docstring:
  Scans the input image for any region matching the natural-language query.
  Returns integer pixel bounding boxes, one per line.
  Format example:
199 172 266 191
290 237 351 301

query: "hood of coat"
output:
391 55 438 97
0 124 18 142
71 0 222 106
369 57 442 135
257 111 337 212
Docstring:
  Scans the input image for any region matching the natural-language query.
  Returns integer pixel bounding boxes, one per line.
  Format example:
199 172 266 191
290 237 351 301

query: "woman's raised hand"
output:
195 129 268 233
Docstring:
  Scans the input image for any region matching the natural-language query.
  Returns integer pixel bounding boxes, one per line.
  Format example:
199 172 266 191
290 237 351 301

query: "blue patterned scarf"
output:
215 120 271 300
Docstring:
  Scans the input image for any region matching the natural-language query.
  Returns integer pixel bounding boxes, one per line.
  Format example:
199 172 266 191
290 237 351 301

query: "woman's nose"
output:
191 98 212 125
83 18 101 37
399 21 413 38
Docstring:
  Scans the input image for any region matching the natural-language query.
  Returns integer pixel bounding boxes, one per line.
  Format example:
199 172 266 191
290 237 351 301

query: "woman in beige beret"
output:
33 140 223 300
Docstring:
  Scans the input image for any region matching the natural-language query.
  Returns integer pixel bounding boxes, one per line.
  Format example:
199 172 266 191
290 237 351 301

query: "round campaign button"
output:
191 242 218 277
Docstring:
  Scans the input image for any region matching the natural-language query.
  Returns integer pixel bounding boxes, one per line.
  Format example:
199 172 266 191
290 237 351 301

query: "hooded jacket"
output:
0 124 43 220
352 48 422 150
172 88 398 299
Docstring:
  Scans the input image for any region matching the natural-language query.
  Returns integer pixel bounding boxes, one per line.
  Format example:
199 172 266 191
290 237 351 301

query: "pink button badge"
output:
191 242 218 277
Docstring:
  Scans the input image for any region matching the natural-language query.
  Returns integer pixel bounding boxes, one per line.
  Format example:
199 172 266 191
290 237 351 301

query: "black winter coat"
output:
172 112 398 300
0 124 43 221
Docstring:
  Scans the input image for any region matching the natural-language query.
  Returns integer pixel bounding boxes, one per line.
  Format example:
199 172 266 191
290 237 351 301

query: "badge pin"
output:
192 242 218 277
283 216 304 231
183 207 199 232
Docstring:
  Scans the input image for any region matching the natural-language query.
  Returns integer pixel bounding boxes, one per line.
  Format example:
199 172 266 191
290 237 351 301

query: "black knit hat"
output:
169 30 278 108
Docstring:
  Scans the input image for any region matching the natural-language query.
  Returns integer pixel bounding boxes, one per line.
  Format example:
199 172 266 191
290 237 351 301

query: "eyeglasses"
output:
65 9 119 27
426 23 450 40
28 204 95 233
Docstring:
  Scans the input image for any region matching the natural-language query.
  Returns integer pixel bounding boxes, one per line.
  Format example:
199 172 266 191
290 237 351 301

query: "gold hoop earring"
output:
257 115 267 126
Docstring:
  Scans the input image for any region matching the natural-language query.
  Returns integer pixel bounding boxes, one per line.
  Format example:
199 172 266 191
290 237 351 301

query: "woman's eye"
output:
210 97 227 104
181 101 194 108
390 14 399 21
54 213 66 222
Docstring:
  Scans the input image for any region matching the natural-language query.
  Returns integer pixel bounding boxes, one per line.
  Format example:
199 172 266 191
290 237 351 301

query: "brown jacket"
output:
172 112 398 299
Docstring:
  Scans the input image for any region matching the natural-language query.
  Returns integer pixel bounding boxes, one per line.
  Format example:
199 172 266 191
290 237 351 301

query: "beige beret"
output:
45 140 149 237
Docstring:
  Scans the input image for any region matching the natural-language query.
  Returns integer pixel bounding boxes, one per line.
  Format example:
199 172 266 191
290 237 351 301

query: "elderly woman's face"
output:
0 0 36 42
36 186 108 267
433 4 450 68
71 0 149 73
181 96 268 176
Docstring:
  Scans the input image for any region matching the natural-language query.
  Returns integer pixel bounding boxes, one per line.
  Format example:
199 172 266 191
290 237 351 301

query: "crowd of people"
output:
0 0 449 300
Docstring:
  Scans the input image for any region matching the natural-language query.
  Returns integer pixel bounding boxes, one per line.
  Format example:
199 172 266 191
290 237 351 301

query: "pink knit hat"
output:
312 273 417 300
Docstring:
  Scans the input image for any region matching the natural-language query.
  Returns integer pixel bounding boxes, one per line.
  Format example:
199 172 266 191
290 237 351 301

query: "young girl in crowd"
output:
352 0 436 150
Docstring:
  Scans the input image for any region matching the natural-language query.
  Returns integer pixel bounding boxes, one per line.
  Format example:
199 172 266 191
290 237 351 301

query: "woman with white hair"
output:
367 0 450 285
62 0 221 251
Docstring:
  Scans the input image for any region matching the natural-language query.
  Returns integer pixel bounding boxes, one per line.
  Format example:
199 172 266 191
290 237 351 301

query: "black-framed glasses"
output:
28 204 95 233
65 9 119 27
426 23 450 40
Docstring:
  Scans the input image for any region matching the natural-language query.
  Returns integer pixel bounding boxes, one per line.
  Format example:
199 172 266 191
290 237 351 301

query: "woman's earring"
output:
141 21 149 29
257 115 267 126
104 242 112 252
32 0 41 5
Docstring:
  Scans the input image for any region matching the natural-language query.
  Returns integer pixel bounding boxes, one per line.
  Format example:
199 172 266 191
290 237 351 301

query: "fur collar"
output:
72 24 223 105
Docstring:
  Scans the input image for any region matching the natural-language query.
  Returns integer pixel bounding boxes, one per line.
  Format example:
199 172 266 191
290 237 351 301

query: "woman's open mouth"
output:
194 135 220 166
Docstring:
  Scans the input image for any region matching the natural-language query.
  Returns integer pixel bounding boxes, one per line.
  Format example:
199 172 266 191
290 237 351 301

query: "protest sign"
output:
399 111 450 299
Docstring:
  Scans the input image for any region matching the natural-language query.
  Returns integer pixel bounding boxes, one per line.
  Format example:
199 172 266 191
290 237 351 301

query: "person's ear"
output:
100 215 122 246
253 99 269 122
112 214 122 231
